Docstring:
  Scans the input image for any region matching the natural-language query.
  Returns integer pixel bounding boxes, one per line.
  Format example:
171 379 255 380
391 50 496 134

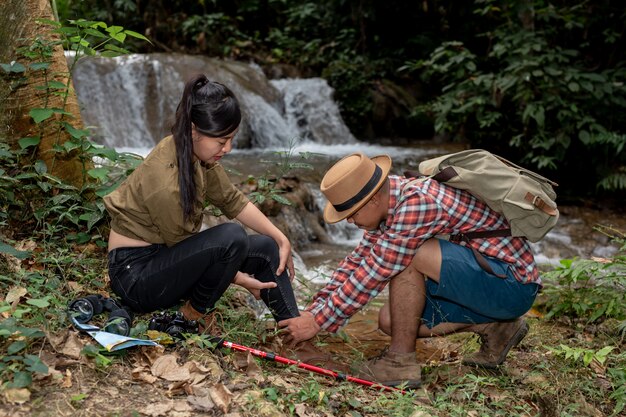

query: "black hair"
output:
171 74 241 222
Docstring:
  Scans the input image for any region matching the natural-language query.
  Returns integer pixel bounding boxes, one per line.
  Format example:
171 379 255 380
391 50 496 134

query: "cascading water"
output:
71 53 354 151
271 78 357 145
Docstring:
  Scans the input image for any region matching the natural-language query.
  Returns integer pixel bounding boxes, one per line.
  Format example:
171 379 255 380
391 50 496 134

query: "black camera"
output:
69 294 133 336
148 311 199 338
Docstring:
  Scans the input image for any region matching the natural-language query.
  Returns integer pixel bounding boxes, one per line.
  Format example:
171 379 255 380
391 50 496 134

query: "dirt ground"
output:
2 302 616 417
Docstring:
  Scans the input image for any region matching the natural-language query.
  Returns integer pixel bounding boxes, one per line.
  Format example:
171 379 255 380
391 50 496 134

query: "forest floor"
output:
2 286 624 417
1 202 625 417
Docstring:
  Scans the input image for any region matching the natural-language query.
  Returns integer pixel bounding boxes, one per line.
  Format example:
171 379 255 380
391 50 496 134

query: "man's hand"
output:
278 311 321 346
233 271 277 300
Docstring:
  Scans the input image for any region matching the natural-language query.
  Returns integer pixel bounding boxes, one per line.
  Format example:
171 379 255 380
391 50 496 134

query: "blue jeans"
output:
107 223 299 322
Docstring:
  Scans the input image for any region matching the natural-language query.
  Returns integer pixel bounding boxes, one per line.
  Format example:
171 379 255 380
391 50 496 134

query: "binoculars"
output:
69 294 133 336
148 311 199 338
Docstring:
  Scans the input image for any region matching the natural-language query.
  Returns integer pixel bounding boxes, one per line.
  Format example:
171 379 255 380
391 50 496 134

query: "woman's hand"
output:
276 236 295 281
233 271 277 300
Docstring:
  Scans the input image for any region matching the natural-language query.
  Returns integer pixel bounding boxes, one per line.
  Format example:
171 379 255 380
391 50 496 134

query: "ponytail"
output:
171 75 241 222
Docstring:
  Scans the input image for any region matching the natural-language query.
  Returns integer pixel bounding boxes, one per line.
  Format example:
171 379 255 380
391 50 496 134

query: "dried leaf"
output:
187 394 215 412
151 355 190 381
5 286 27 304
66 281 84 293
144 401 174 417
61 332 84 359
140 344 165 365
246 352 265 383
4 388 31 404
132 366 158 384
208 383 233 413
232 351 248 369
61 369 73 388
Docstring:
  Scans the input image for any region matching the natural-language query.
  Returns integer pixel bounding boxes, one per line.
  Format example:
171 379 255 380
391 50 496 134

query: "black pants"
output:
107 223 299 322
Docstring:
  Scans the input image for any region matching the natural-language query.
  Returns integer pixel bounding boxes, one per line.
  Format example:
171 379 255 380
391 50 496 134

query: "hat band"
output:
332 165 382 212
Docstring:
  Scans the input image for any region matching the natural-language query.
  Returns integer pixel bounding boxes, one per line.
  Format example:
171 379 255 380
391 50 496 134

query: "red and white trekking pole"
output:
210 337 407 394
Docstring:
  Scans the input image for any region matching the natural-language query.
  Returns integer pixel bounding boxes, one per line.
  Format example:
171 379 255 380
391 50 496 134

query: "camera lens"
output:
104 309 132 336
69 299 95 323
166 325 185 338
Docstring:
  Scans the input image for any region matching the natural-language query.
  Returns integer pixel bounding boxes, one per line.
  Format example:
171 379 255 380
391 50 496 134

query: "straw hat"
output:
320 152 392 224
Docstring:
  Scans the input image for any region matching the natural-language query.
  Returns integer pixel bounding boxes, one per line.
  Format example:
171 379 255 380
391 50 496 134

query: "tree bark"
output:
0 0 91 188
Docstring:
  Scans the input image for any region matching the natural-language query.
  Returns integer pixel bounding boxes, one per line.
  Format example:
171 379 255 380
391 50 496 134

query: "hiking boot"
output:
179 300 217 335
462 318 529 368
354 347 421 389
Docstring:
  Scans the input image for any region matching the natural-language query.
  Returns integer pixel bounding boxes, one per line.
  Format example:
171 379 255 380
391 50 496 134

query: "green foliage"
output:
547 344 615 367
0 16 148 394
406 0 626 194
0 18 147 245
243 141 317 207
541 227 626 323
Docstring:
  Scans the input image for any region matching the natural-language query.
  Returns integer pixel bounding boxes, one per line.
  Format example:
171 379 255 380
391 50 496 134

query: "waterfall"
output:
70 53 356 151
271 78 357 145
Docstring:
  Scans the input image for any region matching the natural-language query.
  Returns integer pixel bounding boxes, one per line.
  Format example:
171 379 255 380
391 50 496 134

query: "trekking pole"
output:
208 337 407 394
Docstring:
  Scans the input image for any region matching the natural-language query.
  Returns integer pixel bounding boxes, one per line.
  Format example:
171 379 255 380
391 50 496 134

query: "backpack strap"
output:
524 192 558 215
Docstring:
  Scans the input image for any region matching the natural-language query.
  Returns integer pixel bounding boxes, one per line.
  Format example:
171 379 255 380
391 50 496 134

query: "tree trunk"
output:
0 0 91 188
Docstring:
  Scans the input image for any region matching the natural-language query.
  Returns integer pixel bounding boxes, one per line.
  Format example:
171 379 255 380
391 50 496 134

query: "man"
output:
279 152 540 388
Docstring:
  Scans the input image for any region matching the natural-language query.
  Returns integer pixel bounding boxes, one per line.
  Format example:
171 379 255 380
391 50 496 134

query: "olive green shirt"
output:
103 136 249 247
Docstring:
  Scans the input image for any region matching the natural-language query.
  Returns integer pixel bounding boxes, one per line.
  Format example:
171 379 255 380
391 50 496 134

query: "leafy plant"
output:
242 141 317 207
547 344 615 367
406 0 626 194
541 227 626 323
1 19 148 246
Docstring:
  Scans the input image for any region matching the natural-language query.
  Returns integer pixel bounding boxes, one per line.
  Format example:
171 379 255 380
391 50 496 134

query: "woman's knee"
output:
213 223 249 258
251 234 279 259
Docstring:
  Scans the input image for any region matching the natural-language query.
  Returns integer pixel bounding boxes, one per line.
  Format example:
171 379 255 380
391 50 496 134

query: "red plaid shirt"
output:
307 175 539 332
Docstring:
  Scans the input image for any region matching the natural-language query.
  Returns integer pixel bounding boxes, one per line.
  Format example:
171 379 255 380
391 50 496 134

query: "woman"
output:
103 74 300 332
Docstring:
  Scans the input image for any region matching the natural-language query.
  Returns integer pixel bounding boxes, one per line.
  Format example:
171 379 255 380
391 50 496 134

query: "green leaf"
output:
87 168 109 181
63 141 81 153
18 136 41 149
124 30 151 43
24 355 48 374
83 28 108 39
36 18 61 28
0 241 31 259
0 62 26 73
28 62 50 71
26 298 50 308
29 108 54 123
10 371 32 389
106 25 124 35
46 80 67 89
8 340 27 355
87 146 118 160
271 194 292 205
34 160 47 174
568 82 580 92
579 131 591 144
103 44 130 54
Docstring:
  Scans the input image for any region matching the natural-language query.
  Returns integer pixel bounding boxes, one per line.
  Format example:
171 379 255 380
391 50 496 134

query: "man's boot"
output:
179 300 217 335
354 347 421 389
462 318 529 368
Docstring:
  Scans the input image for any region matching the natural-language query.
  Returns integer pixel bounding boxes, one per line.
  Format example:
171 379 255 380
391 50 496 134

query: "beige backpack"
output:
405 149 559 275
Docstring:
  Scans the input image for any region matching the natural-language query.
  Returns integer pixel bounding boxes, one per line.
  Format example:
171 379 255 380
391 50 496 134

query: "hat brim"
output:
323 155 392 224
